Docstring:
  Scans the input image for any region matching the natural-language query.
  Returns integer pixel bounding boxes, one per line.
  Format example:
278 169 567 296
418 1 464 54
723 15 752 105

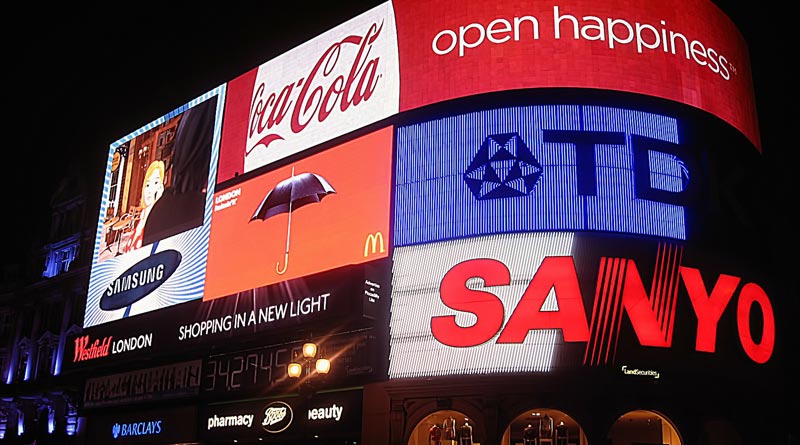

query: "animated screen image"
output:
85 89 224 328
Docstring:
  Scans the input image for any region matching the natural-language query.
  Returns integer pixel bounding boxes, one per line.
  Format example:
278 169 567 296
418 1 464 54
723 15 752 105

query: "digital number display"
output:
203 346 295 394
202 333 377 396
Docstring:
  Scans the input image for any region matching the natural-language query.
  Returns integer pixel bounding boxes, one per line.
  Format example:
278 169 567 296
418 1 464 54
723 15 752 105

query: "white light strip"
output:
388 232 574 379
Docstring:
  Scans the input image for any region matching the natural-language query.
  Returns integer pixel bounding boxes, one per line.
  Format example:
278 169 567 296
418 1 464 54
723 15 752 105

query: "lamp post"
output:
287 342 331 395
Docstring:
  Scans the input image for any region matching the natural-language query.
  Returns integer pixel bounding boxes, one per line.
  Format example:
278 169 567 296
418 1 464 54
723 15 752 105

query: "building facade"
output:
0 1 790 445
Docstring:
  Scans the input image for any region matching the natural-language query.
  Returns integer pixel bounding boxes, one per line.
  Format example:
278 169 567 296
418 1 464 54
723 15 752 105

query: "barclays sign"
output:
112 420 163 438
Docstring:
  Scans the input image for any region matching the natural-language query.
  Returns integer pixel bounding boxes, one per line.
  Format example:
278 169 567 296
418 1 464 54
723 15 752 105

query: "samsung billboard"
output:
85 88 224 328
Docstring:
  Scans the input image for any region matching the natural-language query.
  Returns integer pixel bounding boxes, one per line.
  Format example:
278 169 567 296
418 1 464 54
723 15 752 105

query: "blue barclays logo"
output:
112 420 162 438
394 104 692 246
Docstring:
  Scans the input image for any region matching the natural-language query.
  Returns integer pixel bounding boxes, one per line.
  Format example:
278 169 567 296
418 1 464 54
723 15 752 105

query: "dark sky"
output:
5 1 383 263
4 1 794 274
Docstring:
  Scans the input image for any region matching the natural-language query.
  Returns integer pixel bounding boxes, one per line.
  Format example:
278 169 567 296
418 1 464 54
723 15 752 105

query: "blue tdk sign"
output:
394 105 691 246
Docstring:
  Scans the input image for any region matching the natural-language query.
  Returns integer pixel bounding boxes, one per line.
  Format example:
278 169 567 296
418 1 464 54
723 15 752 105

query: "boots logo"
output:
261 401 293 433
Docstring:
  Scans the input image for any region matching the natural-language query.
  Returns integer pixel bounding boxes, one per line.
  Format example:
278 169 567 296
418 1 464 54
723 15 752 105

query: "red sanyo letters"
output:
431 256 775 364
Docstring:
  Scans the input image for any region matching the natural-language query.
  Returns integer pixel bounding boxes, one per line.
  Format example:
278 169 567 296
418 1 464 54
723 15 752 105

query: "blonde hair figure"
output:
128 160 165 251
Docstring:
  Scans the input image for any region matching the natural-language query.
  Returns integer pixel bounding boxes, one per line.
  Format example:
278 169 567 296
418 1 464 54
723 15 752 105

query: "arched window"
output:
503 408 588 445
408 409 472 445
608 409 683 445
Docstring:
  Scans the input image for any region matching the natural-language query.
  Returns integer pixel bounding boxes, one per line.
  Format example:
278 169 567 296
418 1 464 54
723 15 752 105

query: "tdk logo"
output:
395 105 694 246
464 132 543 200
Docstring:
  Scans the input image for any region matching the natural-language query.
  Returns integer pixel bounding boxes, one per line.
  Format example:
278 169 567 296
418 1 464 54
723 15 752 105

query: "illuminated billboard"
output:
65 259 390 371
395 104 692 245
217 1 399 183
389 233 574 378
392 0 761 151
85 406 197 445
200 389 363 442
205 126 393 300
388 233 776 379
85 88 224 328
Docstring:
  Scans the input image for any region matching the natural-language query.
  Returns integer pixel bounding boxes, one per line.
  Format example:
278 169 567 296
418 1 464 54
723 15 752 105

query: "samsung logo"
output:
100 250 181 310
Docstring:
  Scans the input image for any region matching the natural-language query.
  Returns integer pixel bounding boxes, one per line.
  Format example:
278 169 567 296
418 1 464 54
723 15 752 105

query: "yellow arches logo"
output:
364 232 386 257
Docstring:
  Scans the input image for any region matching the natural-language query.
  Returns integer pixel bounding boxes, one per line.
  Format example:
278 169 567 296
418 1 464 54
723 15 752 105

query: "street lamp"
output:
287 342 331 379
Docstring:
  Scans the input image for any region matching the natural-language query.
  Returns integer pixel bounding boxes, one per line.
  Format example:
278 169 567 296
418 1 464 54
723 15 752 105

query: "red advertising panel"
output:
392 0 761 150
205 127 393 300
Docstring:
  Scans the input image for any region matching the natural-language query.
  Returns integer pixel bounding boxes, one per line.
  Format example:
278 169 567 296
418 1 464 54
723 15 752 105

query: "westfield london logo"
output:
73 335 112 362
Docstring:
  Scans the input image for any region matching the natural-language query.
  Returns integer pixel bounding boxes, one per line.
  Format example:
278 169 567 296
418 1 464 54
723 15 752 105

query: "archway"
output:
408 409 473 445
608 410 682 445
700 418 742 445
502 407 588 445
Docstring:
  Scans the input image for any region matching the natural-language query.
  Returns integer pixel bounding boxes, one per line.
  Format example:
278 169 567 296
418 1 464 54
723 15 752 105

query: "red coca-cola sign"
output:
218 2 399 183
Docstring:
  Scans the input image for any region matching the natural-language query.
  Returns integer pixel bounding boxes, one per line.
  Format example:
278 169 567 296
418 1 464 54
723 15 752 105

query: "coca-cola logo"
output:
247 21 385 153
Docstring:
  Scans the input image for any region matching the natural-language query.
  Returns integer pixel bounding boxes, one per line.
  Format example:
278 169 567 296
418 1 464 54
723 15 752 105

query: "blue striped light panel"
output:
394 105 688 246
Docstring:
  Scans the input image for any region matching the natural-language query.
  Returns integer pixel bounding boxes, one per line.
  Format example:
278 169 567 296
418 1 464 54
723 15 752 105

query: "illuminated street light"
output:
288 342 331 382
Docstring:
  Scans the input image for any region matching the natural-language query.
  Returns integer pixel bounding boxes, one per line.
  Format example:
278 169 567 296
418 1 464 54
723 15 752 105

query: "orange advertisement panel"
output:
204 126 393 300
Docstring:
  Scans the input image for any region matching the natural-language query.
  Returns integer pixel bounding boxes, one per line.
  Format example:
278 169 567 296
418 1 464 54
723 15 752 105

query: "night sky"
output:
4 2 795 312
6 1 382 263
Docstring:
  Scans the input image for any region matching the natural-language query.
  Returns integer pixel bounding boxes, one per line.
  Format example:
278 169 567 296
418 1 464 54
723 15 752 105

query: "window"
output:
42 240 78 278
0 311 13 343
14 337 34 382
0 349 8 383
36 333 57 378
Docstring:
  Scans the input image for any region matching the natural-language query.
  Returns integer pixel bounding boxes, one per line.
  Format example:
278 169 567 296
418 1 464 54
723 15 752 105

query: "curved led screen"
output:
217 0 760 191
389 97 775 380
393 0 760 150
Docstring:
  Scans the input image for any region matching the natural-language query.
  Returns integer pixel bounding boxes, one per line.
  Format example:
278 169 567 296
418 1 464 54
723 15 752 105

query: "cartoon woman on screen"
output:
127 160 165 251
